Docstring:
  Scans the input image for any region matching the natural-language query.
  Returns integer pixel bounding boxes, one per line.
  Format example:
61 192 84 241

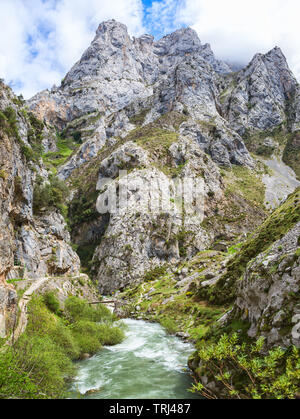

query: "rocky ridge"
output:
26 20 300 295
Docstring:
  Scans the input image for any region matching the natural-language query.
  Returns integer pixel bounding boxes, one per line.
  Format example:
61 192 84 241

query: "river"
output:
69 319 200 399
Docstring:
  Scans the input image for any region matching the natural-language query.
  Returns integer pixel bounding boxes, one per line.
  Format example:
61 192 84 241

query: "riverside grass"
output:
0 295 124 399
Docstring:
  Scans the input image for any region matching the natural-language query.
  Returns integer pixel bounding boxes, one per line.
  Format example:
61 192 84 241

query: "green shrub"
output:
64 296 112 323
160 317 177 334
143 265 167 282
0 350 40 399
94 323 125 346
72 131 82 144
49 323 80 360
33 174 70 215
14 334 74 398
43 292 61 314
0 107 44 163
26 296 57 336
70 320 103 354
191 334 300 399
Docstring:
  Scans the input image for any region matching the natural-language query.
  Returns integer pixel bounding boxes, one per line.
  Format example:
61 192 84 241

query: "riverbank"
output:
0 294 125 399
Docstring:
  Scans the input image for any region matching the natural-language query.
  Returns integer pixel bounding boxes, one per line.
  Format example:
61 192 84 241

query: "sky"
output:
0 0 299 98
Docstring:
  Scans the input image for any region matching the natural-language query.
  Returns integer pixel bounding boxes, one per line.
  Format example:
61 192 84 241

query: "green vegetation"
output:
43 134 80 172
125 112 189 177
0 106 21 140
0 296 124 399
129 109 149 126
0 107 45 163
201 187 300 305
128 125 178 159
33 174 70 217
283 131 300 180
191 334 300 399
6 278 23 285
122 259 226 339
243 126 289 159
225 165 266 209
0 169 7 180
227 242 243 255
160 318 177 334
68 188 100 229
143 265 167 282
43 292 61 315
76 241 102 274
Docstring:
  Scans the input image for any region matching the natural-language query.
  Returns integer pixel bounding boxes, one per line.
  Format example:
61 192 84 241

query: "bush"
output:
33 174 70 215
43 292 61 314
0 350 40 399
191 334 300 399
14 334 74 398
70 320 103 354
143 265 167 282
49 323 80 360
95 323 125 346
0 107 43 163
64 296 112 323
26 296 57 336
72 131 82 144
160 317 177 334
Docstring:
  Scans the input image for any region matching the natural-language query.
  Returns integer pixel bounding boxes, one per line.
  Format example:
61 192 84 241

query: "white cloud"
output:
147 0 300 80
0 0 145 98
1 0 300 99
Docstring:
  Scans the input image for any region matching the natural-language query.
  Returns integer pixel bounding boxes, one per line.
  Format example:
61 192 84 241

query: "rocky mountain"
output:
26 20 300 295
0 20 299 397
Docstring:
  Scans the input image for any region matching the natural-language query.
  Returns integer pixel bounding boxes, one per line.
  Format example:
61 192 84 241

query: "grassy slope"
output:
202 187 300 305
0 294 124 399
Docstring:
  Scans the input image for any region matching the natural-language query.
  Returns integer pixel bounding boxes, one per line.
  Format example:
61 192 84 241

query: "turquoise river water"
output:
69 319 200 399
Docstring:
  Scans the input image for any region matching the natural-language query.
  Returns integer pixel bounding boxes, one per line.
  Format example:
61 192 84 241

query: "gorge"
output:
0 19 299 399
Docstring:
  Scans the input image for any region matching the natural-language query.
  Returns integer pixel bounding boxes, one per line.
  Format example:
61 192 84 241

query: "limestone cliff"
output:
25 20 300 296
0 80 80 338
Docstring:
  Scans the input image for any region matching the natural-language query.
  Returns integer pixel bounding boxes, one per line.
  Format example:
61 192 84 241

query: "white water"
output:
70 319 200 399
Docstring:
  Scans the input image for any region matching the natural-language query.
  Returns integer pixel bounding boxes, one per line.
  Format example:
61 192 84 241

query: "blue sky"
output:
0 0 299 98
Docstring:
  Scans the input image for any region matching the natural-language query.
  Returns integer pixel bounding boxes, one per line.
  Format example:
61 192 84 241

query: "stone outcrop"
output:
221 47 299 135
0 82 80 282
232 222 300 348
0 283 17 339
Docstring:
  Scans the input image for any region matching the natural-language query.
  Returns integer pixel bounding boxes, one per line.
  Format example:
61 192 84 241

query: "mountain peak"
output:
266 45 286 58
154 26 201 57
96 19 128 35
95 19 130 48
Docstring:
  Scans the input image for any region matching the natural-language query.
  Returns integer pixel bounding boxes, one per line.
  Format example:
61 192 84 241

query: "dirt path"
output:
4 277 49 347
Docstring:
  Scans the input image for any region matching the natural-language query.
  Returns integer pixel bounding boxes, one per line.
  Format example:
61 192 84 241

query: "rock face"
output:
0 283 17 339
0 81 81 337
233 222 300 348
0 81 80 283
23 20 300 296
220 47 299 135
